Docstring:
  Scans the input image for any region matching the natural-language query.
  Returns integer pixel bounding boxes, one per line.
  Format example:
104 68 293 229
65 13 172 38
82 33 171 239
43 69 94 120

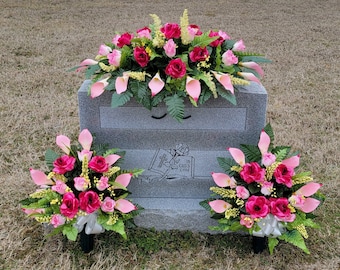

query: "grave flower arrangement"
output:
200 124 325 254
72 9 269 121
20 129 143 242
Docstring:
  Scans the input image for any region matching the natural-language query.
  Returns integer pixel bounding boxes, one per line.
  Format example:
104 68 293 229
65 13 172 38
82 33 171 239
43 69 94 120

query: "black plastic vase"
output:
80 229 94 253
252 236 267 254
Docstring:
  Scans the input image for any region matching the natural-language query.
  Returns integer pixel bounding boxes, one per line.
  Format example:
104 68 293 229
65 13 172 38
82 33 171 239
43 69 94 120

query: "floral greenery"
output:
200 124 325 254
20 129 143 241
72 9 269 121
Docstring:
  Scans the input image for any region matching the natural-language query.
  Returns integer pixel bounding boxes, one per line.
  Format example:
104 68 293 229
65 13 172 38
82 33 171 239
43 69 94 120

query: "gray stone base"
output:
78 80 267 232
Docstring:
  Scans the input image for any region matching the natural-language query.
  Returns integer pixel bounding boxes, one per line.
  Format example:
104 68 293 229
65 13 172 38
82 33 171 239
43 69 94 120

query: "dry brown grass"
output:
0 0 339 269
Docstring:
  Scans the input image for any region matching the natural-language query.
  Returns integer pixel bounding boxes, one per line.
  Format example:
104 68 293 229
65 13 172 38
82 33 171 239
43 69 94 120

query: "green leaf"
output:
216 84 237 105
164 94 184 122
85 64 101 79
111 91 133 108
62 225 78 241
240 144 261 162
268 237 279 255
239 55 271 63
199 200 212 211
45 148 59 170
103 219 127 239
217 157 236 174
272 147 290 162
279 230 310 254
191 33 219 48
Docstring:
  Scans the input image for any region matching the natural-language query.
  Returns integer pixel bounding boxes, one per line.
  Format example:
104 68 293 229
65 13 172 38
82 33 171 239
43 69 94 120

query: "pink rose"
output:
116 32 133 48
88 156 109 173
209 30 226 47
240 162 265 184
262 152 276 167
188 24 202 36
133 46 150 67
260 181 274 195
96 176 109 191
165 58 186 79
98 44 111 56
274 164 294 188
163 39 177 58
236 186 250 199
245 195 270 218
160 23 181 39
50 214 66 228
101 197 116 213
270 198 295 222
53 155 76 174
240 214 254 228
233 39 246 51
137 27 151 39
52 180 68 194
60 192 79 219
189 47 209 62
74 177 89 191
79 191 101 214
107 49 121 67
222 50 238 66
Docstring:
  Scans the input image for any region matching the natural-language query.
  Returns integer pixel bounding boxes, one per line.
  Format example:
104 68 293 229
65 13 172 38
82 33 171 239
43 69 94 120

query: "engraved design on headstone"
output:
149 143 194 180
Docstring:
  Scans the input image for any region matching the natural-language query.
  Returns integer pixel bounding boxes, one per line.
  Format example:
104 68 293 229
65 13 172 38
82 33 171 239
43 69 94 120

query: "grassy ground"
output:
0 0 339 269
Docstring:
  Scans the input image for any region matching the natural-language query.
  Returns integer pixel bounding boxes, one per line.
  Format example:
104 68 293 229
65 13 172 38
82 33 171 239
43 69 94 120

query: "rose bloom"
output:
189 46 209 62
60 192 79 219
137 27 151 39
53 155 76 174
160 23 181 39
236 186 250 199
101 197 116 213
52 180 68 194
245 195 270 218
96 176 109 191
133 46 150 67
79 191 101 214
88 156 109 173
209 30 227 47
240 214 254 228
273 164 294 188
50 214 66 228
116 32 133 48
262 152 276 167
270 198 295 222
107 49 121 67
165 58 186 78
74 176 89 191
163 39 177 58
240 162 265 184
222 49 238 66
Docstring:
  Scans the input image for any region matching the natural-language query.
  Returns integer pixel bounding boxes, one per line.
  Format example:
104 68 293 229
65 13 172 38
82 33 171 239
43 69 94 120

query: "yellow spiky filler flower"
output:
180 9 190 45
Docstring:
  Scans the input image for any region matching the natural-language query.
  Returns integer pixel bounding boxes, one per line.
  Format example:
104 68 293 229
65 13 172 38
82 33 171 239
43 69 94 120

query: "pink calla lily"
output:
56 135 71 154
240 62 264 77
98 44 112 56
186 76 201 102
115 199 136 213
115 173 133 188
237 72 261 84
30 168 53 186
282 155 300 169
289 182 322 213
90 77 109 98
211 172 236 188
228 147 245 166
258 130 270 156
209 200 231 213
78 129 93 150
105 154 121 166
212 71 234 94
232 39 245 51
76 59 98 72
115 72 129 94
148 72 165 97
